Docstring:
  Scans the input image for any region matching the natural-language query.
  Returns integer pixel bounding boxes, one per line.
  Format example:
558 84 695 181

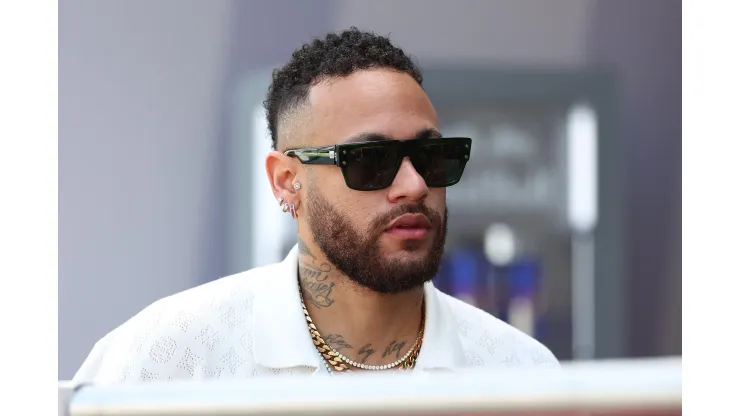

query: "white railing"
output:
59 357 681 416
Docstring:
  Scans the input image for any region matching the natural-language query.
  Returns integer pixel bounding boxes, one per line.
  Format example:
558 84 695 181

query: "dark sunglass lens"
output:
413 142 468 186
343 145 399 190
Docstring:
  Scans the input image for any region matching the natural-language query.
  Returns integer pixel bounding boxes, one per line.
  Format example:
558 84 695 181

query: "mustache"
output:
369 202 442 235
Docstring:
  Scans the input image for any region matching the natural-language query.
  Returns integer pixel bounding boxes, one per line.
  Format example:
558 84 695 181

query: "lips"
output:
384 213 431 239
386 213 431 230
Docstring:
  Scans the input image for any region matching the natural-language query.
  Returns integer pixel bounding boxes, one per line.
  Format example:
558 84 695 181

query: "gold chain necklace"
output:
299 290 425 374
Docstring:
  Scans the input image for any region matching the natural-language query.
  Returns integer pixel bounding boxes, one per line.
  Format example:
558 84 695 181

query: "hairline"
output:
272 68 424 151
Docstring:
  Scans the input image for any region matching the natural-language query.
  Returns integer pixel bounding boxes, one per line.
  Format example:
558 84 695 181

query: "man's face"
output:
301 69 448 294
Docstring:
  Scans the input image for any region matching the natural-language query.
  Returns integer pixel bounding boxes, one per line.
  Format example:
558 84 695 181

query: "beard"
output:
305 188 448 294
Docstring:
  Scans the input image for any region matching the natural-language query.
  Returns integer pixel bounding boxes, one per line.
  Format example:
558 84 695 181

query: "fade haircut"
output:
263 27 423 150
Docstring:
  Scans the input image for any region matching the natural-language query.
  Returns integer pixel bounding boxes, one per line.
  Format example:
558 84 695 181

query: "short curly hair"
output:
264 27 423 150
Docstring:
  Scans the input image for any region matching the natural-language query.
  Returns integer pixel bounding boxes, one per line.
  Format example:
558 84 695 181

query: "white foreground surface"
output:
61 357 681 416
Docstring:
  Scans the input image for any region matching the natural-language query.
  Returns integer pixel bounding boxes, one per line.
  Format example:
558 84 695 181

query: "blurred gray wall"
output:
58 0 234 378
59 0 680 378
334 0 594 66
585 0 681 357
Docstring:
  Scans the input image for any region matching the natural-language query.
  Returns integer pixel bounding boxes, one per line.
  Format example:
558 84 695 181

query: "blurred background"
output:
59 0 680 379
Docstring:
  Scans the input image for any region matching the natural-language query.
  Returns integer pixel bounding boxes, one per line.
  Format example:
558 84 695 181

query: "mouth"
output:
384 213 432 240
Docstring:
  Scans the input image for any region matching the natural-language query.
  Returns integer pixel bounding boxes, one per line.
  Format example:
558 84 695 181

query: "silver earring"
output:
293 183 301 190
277 197 284 206
281 203 289 212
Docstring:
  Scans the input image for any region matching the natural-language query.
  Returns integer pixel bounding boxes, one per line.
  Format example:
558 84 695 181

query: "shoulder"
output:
72 263 280 384
436 289 559 368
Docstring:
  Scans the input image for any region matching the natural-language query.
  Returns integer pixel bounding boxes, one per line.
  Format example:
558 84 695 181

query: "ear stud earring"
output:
293 183 301 190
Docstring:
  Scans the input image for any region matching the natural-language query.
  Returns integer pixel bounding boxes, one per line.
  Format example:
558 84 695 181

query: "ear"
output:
265 150 301 203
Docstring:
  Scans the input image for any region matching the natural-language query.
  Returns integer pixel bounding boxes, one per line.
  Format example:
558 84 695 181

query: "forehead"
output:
306 69 439 146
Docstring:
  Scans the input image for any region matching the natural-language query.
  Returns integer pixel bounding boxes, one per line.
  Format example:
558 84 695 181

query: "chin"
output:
381 236 429 254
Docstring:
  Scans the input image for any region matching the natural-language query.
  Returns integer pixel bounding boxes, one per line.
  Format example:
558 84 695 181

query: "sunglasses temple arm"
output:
284 148 337 165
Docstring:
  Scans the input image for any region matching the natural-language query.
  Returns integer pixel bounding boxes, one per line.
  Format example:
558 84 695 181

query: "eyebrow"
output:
342 128 442 144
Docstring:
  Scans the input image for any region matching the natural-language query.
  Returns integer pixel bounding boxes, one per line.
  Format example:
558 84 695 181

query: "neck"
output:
297 236 424 366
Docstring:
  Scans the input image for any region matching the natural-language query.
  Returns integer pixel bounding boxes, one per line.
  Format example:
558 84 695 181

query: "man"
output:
73 28 558 383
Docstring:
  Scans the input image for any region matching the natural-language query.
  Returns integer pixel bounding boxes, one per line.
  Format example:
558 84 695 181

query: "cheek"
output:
346 195 379 219
313 166 346 191
427 189 447 211
339 193 387 229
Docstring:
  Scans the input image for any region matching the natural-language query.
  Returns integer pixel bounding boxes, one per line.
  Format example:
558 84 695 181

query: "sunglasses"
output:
284 137 472 191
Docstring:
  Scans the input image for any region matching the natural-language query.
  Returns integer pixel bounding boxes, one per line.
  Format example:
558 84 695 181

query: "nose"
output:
387 157 428 203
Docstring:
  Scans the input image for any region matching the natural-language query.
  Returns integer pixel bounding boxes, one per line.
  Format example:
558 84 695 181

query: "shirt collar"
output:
415 281 467 372
252 244 466 373
253 244 321 372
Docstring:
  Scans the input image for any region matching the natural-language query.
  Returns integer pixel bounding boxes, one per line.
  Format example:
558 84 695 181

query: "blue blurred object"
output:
437 246 505 315
437 246 547 342
446 247 480 306
509 259 538 299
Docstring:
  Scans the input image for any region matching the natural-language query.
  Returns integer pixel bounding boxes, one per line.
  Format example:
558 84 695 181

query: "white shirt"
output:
73 245 559 383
